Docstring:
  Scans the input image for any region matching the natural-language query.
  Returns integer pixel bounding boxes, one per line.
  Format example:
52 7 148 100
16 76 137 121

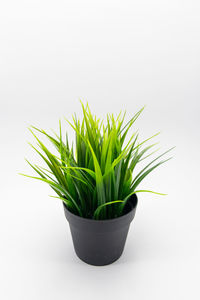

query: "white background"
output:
0 0 200 299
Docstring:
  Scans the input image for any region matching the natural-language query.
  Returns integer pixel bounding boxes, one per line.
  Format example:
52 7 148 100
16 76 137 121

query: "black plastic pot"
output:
63 194 138 266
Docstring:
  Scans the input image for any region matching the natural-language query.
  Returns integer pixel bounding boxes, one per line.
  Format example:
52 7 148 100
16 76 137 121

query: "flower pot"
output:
63 194 138 266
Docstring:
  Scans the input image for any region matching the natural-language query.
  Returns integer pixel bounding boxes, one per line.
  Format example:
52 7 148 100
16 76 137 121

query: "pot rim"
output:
63 194 138 224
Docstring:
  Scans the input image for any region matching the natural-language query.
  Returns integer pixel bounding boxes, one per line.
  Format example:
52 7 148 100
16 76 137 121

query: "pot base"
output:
75 251 123 266
70 224 130 266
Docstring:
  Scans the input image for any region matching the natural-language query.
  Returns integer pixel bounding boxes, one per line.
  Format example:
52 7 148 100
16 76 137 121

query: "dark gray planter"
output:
63 194 138 266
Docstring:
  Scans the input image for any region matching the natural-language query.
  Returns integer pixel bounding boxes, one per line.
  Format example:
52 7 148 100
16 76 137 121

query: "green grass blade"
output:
50 195 76 211
93 200 123 220
20 174 82 216
119 106 145 137
119 189 167 215
131 158 172 191
61 166 96 180
87 141 106 208
132 147 175 184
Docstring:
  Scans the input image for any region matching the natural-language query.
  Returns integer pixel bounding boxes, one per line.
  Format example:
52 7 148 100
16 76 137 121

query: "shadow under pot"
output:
63 194 138 266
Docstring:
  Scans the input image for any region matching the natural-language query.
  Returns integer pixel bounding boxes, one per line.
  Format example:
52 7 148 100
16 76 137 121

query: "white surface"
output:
0 0 200 299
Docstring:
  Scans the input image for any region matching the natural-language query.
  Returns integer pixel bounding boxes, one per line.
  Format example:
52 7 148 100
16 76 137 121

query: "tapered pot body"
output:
63 194 138 266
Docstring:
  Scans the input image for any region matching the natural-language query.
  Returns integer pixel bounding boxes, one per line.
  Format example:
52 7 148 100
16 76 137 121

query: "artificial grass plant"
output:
20 102 173 220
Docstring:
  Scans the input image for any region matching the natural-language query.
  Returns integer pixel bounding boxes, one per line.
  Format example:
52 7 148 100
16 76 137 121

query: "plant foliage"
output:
20 102 173 219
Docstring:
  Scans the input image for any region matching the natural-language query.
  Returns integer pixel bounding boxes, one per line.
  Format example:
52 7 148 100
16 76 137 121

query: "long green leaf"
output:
20 173 83 216
87 141 106 208
119 189 167 215
94 200 123 220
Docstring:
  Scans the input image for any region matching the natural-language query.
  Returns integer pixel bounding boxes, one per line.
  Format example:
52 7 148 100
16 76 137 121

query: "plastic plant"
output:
20 102 173 219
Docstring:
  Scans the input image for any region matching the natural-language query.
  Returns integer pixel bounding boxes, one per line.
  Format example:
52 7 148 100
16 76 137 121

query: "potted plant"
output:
20 102 173 266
